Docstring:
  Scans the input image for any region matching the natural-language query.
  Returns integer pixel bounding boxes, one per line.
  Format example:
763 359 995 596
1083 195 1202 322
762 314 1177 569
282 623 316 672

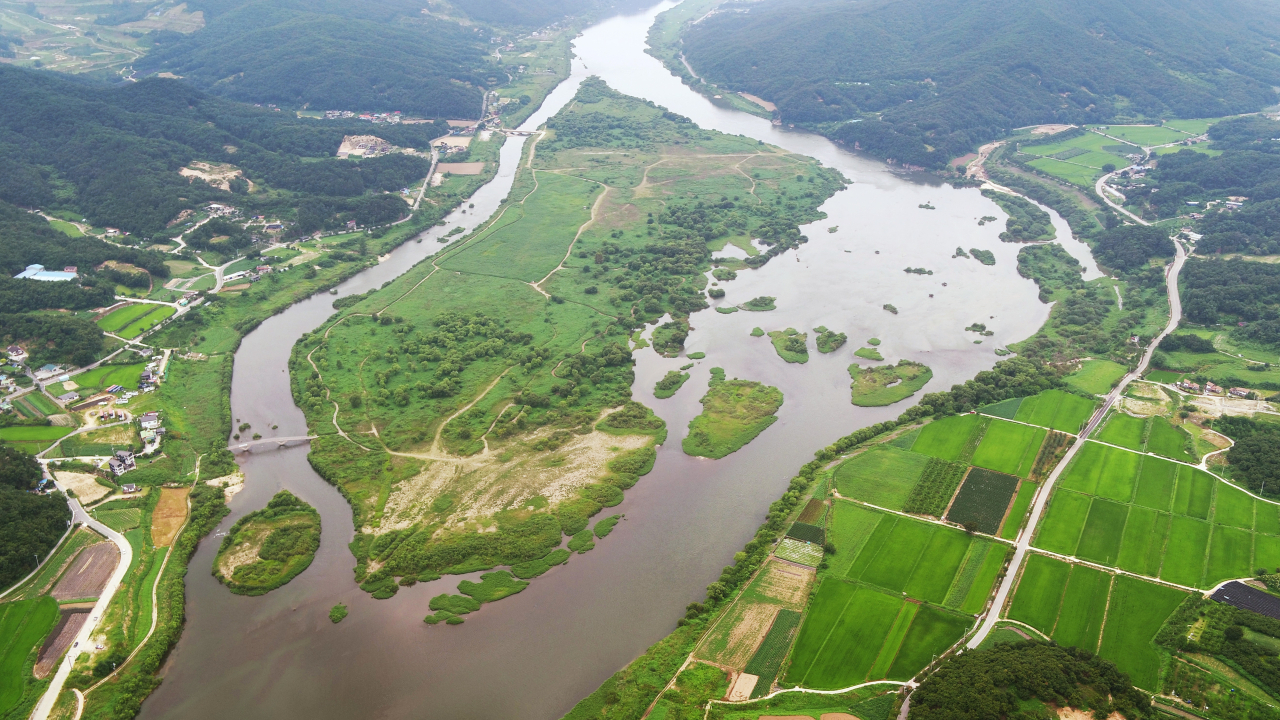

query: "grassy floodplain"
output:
683 369 783 459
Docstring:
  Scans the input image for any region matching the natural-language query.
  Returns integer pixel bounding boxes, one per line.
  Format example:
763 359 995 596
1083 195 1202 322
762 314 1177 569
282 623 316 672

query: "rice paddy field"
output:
783 578 971 688
910 413 983 462
0 596 59 716
1000 482 1037 540
1005 555 1186 690
969 420 1045 478
1033 440 1280 588
0 425 74 454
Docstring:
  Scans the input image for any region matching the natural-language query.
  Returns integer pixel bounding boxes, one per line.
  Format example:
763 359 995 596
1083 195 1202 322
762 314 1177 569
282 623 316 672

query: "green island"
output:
814 326 848 353
750 327 765 337
682 368 784 459
981 190 1056 242
213 491 320 596
849 360 934 407
654 370 692 399
290 78 840 601
969 249 996 266
329 605 348 624
740 296 777 312
767 328 809 364
882 304 899 315
854 347 885 361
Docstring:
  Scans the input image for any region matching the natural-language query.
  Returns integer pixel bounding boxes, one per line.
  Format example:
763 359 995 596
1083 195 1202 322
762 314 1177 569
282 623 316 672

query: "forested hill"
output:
0 65 446 235
681 0 1280 168
136 0 490 118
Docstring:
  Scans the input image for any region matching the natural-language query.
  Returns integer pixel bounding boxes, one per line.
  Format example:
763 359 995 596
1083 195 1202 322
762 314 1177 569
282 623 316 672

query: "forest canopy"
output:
681 0 1280 166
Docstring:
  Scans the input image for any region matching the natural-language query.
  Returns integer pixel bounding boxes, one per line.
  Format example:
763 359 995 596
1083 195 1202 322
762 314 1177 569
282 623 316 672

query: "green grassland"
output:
1155 346 1280 389
1034 439 1280 588
290 79 839 597
970 420 1045 478
684 369 784 459
1066 359 1128 395
1012 389 1098 434
848 360 932 407
68 363 147 395
833 446 929 511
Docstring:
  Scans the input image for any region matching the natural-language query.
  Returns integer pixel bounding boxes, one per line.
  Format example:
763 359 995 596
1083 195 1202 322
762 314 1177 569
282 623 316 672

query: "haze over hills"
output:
681 0 1280 166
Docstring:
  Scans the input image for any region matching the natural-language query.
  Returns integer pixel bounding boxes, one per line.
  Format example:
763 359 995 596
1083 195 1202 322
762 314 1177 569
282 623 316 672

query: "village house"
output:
109 450 137 476
1176 380 1201 393
140 412 161 430
56 391 80 404
5 345 25 363
1229 387 1253 399
1205 382 1224 395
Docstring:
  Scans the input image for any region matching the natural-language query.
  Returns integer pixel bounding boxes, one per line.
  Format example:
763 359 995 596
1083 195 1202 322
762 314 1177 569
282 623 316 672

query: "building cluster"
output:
14 264 77 282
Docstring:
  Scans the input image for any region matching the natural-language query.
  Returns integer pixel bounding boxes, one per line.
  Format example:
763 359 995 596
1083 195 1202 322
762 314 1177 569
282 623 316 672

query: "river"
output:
138 3 1096 719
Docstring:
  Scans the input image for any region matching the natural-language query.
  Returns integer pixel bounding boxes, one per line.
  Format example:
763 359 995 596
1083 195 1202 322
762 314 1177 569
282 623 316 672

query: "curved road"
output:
31 497 135 720
968 236 1186 648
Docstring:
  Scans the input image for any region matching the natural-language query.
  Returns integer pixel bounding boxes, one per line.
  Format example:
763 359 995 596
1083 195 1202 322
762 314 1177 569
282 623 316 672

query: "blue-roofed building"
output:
14 264 77 282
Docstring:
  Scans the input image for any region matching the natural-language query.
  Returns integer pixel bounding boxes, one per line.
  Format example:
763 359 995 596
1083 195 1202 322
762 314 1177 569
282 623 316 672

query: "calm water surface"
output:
140 4 1095 719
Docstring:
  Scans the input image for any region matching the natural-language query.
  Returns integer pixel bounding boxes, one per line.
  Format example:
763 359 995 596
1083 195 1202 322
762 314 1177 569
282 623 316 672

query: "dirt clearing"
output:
727 672 758 701
437 162 487 175
738 92 776 112
52 471 111 504
152 487 190 547
754 558 814 607
52 543 119 600
178 161 247 192
35 609 90 678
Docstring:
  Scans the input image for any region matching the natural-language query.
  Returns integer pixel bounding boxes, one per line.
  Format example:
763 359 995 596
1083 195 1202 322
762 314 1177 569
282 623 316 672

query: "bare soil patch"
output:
738 92 776 112
437 162 486 175
152 487 190 547
755 558 814 607
35 609 90 679
219 283 251 292
727 672 758 701
52 543 119 600
53 471 111 504
178 161 247 192
717 603 779 669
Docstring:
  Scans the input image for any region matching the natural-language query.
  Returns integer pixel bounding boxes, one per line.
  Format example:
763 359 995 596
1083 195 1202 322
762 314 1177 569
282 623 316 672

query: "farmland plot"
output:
1097 576 1188 690
833 446 929 510
1014 389 1097 434
946 468 1020 535
970 420 1045 478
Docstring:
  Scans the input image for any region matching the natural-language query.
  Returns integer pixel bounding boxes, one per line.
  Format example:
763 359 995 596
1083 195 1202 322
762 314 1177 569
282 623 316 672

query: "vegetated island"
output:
654 370 691 399
966 322 995 337
970 248 996 266
982 189 1055 242
329 604 348 623
849 360 933 406
883 304 899 315
213 490 320 596
739 296 777 311
814 326 847 353
904 267 934 275
854 346 884 361
750 327 765 337
767 328 809 363
683 368 783 459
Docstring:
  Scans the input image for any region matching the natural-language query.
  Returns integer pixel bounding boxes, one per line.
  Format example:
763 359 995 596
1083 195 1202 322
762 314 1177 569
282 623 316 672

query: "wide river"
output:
139 3 1098 718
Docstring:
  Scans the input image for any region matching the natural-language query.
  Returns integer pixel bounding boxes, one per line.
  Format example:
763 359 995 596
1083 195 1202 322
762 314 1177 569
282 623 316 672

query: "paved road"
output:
30 497 134 720
968 237 1187 648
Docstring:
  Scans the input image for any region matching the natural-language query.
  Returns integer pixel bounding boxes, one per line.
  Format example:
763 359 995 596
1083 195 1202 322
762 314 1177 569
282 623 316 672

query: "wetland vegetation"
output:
213 491 320 596
767 328 809 364
849 361 934 407
682 369 784 459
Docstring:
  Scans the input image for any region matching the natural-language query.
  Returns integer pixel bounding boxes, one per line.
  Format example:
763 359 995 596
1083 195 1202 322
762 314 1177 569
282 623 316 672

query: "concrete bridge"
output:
230 435 318 453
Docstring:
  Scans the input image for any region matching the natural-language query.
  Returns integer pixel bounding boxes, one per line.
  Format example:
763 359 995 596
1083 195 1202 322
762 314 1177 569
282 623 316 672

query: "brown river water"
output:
138 3 1097 718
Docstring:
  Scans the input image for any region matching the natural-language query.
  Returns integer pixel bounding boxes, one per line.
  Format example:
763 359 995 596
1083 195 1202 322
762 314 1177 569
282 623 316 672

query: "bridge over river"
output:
229 435 317 453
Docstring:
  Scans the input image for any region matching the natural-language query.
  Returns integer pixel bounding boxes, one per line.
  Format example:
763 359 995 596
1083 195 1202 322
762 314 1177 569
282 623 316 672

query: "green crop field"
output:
1092 124 1190 147
946 468 1020 535
1066 359 1128 395
1145 370 1182 383
999 482 1036 540
96 507 142 531
1097 576 1188 690
1059 442 1140 501
1257 533 1280 574
1146 418 1197 463
1160 516 1210 587
961 546 1008 614
97 303 157 333
833 446 930 511
1115 506 1168 577
1096 413 1146 451
885 604 971 681
1133 456 1178 512
442 172 601 282
1014 389 1097 434
71 363 147 393
978 397 1022 420
1051 565 1111 652
117 305 176 339
1205 525 1253 587
1163 119 1216 135
0 596 59 715
1258 502 1280 536
826 501 882 577
742 609 802 698
868 603 917 680
1008 553 1071 635
775 538 823 567
25 393 59 416
911 413 981 462
1075 499 1128 566
970 420 1045 478
1172 466 1214 520
846 512 984 605
1215 483 1256 530
1035 489 1091 555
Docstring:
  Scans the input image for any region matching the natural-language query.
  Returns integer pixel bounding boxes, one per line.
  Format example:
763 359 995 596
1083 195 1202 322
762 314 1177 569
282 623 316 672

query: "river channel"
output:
139 3 1098 719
